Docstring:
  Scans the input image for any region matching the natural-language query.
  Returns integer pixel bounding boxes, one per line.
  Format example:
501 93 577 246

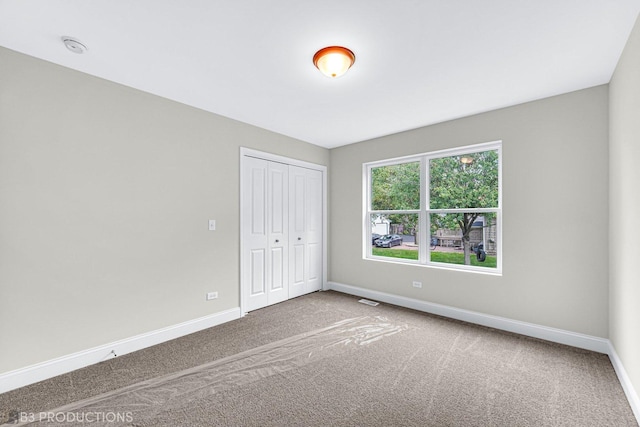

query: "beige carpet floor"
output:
0 290 637 426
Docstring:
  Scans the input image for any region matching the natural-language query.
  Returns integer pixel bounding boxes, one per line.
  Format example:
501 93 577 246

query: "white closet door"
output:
289 166 323 298
242 157 289 311
267 161 289 305
305 167 323 294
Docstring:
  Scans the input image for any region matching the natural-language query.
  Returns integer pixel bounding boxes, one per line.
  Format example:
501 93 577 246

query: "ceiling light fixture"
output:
61 36 87 54
460 156 474 165
313 46 355 78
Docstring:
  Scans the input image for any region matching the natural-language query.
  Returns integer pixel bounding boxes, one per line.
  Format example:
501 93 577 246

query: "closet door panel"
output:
305 169 323 293
266 161 288 305
243 157 269 311
250 249 266 296
289 167 305 298
289 166 323 298
242 158 289 310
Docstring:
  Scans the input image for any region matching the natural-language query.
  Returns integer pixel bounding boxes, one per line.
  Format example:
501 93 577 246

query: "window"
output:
364 141 501 274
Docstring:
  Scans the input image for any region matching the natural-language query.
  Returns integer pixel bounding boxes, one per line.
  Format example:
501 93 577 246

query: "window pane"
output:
430 213 497 269
371 214 419 261
429 150 498 209
371 162 420 210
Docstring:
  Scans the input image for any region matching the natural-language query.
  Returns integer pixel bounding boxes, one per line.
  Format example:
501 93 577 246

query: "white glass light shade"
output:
313 46 355 78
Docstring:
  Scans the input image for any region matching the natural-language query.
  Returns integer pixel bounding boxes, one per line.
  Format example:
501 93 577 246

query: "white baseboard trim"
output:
328 281 640 424
0 307 241 394
328 281 609 353
608 344 640 422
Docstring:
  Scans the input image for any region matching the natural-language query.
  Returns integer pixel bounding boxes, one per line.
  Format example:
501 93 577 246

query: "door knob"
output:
297 237 302 240
275 239 279 243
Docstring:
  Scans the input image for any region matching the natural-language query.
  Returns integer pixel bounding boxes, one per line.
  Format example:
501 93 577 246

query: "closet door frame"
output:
239 147 327 316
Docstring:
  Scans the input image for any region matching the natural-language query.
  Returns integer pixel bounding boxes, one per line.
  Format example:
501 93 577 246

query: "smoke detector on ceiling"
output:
61 36 87 54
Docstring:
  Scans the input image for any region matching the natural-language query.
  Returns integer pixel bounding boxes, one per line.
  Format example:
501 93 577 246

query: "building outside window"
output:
364 141 501 274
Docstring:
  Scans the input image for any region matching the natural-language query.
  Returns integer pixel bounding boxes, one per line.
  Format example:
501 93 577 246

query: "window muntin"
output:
365 142 501 274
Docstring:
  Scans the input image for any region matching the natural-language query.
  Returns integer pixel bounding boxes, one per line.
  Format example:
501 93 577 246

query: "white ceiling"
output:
1 1 639 148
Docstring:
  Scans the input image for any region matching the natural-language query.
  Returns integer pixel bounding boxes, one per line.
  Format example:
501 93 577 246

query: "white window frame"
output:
363 141 502 275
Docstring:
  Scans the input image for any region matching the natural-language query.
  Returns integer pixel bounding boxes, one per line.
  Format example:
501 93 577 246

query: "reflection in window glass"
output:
430 213 497 269
371 214 419 261
430 150 499 210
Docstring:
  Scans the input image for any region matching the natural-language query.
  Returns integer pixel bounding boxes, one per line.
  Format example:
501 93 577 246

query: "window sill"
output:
364 255 503 276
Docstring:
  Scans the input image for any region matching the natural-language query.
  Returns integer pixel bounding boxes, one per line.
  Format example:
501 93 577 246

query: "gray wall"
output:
610 14 640 404
0 47 329 373
330 85 609 338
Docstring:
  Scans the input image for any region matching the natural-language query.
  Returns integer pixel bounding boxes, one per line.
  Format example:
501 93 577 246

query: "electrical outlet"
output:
412 281 422 288
206 292 218 300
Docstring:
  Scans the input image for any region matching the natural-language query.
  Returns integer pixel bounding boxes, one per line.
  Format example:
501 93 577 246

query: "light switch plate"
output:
208 219 216 231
